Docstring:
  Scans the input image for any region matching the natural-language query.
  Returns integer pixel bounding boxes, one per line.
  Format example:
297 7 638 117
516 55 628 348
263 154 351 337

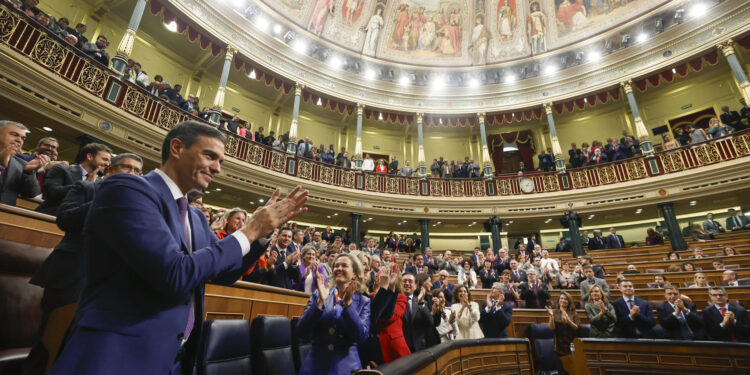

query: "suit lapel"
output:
71 165 83 182
144 172 188 252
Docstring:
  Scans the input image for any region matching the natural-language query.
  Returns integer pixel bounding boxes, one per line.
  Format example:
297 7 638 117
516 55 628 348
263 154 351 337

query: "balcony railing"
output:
2 2 749 198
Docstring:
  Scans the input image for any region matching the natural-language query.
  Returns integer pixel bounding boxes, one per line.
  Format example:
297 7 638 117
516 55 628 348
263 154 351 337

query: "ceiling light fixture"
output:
316 97 323 106
248 70 256 79
636 33 648 43
399 75 410 86
365 69 376 80
254 16 269 32
273 24 282 35
505 74 517 83
258 198 264 203
215 188 222 191
378 112 384 120
293 40 307 54
689 2 708 18
164 21 178 33
42 126 53 132
588 50 602 62
468 78 480 88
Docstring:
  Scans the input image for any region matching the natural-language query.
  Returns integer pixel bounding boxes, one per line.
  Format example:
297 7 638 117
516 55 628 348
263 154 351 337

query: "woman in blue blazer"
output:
297 253 371 375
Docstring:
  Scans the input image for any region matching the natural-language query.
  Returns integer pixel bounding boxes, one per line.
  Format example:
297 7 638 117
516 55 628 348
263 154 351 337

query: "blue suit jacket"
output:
50 172 265 375
479 301 513 338
606 234 625 249
612 296 655 338
588 236 606 250
432 281 455 306
297 289 370 375
702 304 750 342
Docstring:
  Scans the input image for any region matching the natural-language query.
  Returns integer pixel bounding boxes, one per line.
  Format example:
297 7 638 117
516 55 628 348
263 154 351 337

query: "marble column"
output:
658 202 687 251
620 80 653 156
488 216 502 252
478 112 493 177
287 83 304 153
350 213 362 248
717 39 750 104
354 104 364 169
417 112 426 177
543 103 565 172
209 46 237 125
111 0 147 75
419 218 430 252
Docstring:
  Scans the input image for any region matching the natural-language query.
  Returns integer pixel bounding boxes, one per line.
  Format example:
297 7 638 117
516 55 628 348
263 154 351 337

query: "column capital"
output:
416 112 424 122
357 103 365 115
225 45 238 60
620 79 634 94
477 112 486 123
543 102 553 115
716 39 735 57
294 82 305 96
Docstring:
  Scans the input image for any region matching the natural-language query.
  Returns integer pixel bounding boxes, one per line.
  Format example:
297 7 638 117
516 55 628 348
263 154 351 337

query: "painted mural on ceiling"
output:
256 0 668 66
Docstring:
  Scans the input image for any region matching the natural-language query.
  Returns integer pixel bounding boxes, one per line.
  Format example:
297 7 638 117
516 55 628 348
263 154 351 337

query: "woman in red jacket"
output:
378 269 411 363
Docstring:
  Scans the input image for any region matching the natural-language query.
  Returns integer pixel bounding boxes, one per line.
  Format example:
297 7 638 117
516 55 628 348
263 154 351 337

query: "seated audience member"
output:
187 190 203 208
265 227 301 289
556 261 578 289
432 270 455 306
667 251 681 260
478 259 498 289
519 269 550 309
200 207 211 223
297 253 369 375
645 228 664 245
457 259 478 289
431 289 456 343
690 272 710 288
703 212 725 234
588 230 606 250
492 247 511 274
726 208 750 231
689 247 706 259
26 153 143 374
82 35 110 66
585 285 616 338
439 250 459 275
404 254 424 275
296 245 326 294
479 283 513 338
36 143 112 215
681 262 696 272
498 270 520 308
657 286 704 340
546 291 580 375
0 121 42 205
449 285 483 339
579 256 605 279
622 264 640 274
712 258 725 271
722 270 748 287
689 223 712 242
580 265 610 302
540 250 559 276
612 279 656 338
702 286 750 342
213 207 246 239
723 247 740 256
401 273 433 353
605 227 625 249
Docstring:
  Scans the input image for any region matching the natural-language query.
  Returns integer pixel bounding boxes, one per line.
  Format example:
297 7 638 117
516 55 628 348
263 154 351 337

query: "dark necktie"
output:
532 283 541 308
176 197 194 341
406 296 413 319
627 300 634 309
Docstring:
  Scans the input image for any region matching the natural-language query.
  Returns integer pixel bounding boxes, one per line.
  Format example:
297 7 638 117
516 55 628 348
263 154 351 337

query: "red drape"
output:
487 130 535 173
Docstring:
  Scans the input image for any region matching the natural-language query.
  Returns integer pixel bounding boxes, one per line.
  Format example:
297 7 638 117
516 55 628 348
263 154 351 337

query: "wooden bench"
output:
568 338 750 374
204 281 309 322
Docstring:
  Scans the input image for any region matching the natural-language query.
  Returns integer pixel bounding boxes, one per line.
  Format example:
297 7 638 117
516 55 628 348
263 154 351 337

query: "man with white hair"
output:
0 121 41 205
479 282 513 338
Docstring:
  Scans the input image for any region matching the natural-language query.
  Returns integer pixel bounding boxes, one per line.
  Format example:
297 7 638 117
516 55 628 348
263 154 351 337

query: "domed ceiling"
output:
260 0 666 67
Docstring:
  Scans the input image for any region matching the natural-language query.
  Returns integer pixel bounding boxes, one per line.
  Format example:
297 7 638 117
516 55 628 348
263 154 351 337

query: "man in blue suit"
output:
612 279 656 338
26 153 143 375
703 286 750 342
605 227 625 249
656 286 704 340
432 270 455 306
479 283 513 338
50 122 308 375
588 230 606 250
265 227 301 290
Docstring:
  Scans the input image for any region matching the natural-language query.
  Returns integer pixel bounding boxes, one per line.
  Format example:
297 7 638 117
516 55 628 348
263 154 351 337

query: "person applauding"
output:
547 292 580 375
449 285 484 339
585 285 616 338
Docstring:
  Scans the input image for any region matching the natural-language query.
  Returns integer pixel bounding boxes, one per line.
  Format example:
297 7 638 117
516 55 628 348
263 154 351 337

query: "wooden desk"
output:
204 281 310 322
0 203 62 248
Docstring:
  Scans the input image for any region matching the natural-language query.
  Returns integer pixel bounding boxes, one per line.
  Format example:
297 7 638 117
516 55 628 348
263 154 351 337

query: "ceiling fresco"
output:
257 0 668 67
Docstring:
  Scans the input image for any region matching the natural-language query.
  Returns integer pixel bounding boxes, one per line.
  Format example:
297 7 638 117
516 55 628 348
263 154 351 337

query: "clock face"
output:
520 178 534 193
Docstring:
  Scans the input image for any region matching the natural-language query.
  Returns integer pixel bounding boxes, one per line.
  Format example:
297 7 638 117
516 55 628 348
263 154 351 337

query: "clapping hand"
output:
417 288 425 305
316 271 329 308
546 306 555 317
243 186 308 242
340 280 356 308
265 251 278 271
377 266 390 289
449 310 457 324
388 263 400 290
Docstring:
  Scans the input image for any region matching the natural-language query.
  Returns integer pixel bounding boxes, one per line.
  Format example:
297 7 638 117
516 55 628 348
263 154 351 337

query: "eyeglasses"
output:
115 164 142 175
709 294 726 297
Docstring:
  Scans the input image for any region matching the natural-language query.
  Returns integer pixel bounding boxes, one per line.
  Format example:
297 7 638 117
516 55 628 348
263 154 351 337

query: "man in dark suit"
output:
36 143 112 215
163 84 185 107
568 143 582 168
25 153 143 374
0 121 41 205
612 280 656 338
50 122 308 375
492 247 511 274
479 283 513 338
726 208 750 231
264 227 301 290
720 105 742 130
388 155 399 174
587 148 609 166
518 269 549 309
401 273 433 353
606 227 625 249
405 253 425 275
432 270 455 307
656 286 704 340
588 230 606 250
469 247 482 267
721 270 750 287
703 286 750 342
515 244 530 261
526 234 539 250
508 260 527 283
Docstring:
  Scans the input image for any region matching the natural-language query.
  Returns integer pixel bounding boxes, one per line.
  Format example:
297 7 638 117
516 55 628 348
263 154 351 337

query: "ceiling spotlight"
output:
689 200 697 205
248 69 257 79
589 50 602 62
431 75 446 89
636 33 648 43
254 16 269 32
215 188 223 192
326 215 331 219
544 64 558 75
508 220 514 224
588 214 595 219
621 34 631 47
505 73 517 83
399 75 410 86
368 217 373 220
635 208 643 214
329 56 342 69
436 221 441 224
316 97 323 106
672 68 676 74
545 218 552 223
689 2 708 18
258 198 264 203
293 40 307 54
273 24 283 35
468 78 480 88
42 126 53 132
333 213 338 216
164 21 178 32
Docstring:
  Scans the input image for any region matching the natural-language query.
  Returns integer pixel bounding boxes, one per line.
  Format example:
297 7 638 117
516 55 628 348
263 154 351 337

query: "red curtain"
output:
487 130 535 173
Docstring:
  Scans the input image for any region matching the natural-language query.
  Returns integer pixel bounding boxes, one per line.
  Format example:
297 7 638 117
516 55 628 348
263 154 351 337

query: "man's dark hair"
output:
618 278 632 286
110 152 142 168
187 190 204 204
76 23 85 28
174 84 182 89
160 121 226 164
657 274 668 281
36 136 58 147
76 142 112 163
279 227 292 235
97 35 108 42
154 75 163 81
58 17 69 24
713 257 724 264
134 62 141 68
582 265 593 271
